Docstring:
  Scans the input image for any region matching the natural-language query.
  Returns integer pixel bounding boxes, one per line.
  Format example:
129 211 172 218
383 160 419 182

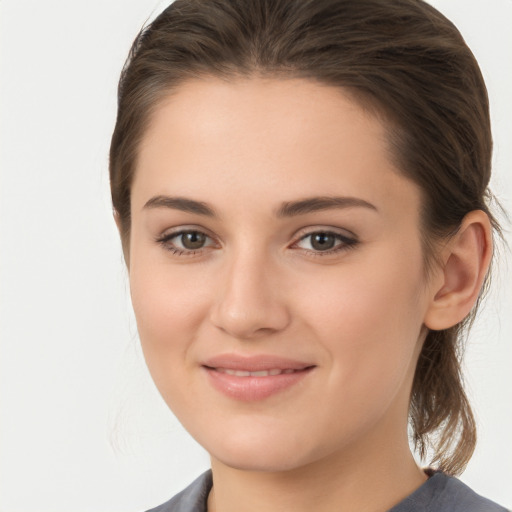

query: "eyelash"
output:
293 230 358 256
155 229 359 257
155 229 216 257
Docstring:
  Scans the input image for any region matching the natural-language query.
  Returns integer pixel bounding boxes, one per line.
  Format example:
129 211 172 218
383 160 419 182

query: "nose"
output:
209 251 291 340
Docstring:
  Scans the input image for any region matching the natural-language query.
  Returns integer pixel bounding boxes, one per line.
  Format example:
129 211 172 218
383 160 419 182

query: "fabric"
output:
145 469 509 512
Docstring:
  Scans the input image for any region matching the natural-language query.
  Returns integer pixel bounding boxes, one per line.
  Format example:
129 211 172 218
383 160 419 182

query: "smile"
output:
201 354 315 401
214 368 300 377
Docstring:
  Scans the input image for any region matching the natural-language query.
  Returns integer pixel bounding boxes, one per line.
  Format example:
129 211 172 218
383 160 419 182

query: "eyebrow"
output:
143 196 216 216
142 195 377 217
276 196 378 217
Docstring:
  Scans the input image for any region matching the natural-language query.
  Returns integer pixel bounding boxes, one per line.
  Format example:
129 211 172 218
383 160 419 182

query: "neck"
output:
207 425 427 512
206 343 428 512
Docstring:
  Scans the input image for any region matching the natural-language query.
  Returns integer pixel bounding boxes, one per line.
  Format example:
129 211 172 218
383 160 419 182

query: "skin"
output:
125 77 492 512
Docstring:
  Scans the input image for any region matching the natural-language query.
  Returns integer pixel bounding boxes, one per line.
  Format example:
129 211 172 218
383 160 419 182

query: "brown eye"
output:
157 229 216 255
295 230 358 254
310 233 336 251
179 231 207 250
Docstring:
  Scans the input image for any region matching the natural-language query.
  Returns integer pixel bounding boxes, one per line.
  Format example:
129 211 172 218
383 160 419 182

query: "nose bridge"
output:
210 242 290 339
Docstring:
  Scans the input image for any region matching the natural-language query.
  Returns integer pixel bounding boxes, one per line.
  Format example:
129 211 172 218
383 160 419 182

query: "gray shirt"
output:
146 470 509 512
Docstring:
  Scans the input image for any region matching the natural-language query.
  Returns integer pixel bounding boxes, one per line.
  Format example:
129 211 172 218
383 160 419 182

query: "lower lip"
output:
203 367 314 401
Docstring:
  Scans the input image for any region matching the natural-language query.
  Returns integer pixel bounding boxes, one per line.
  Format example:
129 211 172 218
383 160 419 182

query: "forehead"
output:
133 76 421 221
138 77 385 163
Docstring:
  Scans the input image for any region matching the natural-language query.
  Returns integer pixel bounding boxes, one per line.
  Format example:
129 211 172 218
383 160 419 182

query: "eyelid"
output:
155 225 220 254
291 225 358 243
154 224 358 256
156 224 217 241
290 226 359 255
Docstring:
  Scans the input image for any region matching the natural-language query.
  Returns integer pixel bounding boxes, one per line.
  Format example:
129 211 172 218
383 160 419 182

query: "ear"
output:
424 210 493 331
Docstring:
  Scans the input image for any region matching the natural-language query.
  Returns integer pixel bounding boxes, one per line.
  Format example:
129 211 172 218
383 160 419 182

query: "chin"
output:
203 429 328 473
213 449 309 473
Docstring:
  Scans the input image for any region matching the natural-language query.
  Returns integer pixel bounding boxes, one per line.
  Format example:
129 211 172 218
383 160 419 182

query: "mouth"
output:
211 367 305 377
201 354 315 401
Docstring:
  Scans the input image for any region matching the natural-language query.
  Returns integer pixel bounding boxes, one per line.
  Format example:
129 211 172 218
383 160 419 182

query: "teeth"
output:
222 369 249 376
251 370 271 377
217 368 297 377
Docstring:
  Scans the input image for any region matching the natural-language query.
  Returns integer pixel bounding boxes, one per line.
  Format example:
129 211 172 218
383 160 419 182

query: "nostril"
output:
210 302 290 339
208 264 291 338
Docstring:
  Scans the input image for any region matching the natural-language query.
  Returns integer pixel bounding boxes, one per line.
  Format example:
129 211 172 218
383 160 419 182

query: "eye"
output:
176 231 208 250
294 230 357 254
156 229 216 254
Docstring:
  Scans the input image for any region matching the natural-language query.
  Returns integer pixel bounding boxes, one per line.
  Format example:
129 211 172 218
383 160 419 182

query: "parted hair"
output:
109 0 500 474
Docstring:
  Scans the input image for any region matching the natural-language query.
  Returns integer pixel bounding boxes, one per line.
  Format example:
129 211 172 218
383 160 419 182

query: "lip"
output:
202 354 316 401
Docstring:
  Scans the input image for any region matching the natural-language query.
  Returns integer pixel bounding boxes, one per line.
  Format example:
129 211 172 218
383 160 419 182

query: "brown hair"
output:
109 0 500 474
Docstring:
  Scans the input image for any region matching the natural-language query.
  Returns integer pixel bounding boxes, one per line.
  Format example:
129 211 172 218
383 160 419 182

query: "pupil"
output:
182 232 206 249
311 233 335 251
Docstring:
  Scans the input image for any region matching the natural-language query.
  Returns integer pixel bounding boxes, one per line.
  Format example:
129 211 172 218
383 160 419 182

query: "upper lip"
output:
202 354 315 372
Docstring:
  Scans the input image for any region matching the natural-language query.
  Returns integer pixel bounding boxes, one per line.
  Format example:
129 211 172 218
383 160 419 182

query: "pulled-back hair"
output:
109 0 500 474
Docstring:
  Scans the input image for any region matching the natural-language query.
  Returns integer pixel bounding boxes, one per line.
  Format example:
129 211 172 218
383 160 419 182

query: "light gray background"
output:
1 1 511 511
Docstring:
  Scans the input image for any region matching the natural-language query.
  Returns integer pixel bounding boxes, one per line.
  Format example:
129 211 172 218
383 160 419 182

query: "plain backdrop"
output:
1 1 511 511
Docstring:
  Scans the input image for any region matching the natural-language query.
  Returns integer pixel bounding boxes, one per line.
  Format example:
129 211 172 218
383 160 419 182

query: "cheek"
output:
307 250 423 325
300 245 427 395
128 254 212 385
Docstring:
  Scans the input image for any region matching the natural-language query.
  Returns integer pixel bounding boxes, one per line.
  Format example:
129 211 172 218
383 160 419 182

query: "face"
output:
129 77 435 473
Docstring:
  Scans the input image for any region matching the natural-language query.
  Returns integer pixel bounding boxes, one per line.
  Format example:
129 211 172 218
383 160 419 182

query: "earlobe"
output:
424 210 493 331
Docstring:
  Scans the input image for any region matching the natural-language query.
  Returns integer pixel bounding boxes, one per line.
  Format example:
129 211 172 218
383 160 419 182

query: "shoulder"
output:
145 471 213 512
436 474 509 512
145 469 509 512
390 471 509 512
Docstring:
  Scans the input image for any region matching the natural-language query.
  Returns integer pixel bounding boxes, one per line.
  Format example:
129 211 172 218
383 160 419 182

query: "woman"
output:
109 0 508 510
